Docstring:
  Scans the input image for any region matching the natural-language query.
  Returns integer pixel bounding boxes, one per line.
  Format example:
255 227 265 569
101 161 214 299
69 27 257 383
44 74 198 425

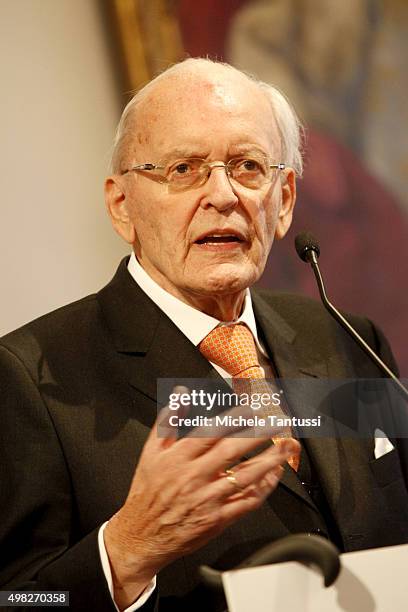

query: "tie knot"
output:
199 323 262 378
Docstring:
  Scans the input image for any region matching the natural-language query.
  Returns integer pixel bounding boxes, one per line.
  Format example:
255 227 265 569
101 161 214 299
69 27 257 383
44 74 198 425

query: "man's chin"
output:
191 265 259 296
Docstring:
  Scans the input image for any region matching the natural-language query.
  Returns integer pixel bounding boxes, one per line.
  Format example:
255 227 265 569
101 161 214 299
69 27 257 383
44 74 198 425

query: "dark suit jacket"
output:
1 258 407 611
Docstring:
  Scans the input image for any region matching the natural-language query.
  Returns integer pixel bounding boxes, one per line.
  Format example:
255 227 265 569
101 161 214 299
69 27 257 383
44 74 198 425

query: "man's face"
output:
107 69 296 305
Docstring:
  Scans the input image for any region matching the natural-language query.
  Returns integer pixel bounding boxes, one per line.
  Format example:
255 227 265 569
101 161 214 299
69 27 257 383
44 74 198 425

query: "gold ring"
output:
224 468 242 490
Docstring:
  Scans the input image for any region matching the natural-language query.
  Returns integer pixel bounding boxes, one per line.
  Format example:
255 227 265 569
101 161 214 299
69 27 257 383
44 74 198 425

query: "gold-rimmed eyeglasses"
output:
121 157 286 191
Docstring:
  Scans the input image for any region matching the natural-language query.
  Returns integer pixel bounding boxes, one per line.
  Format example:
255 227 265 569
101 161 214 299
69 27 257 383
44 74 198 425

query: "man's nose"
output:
199 165 239 211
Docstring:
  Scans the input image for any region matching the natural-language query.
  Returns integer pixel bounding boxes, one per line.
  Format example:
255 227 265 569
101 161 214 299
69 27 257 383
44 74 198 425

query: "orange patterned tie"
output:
199 323 299 471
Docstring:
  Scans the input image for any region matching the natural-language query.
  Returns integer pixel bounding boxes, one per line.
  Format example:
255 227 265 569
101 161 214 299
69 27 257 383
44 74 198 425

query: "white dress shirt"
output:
127 252 273 376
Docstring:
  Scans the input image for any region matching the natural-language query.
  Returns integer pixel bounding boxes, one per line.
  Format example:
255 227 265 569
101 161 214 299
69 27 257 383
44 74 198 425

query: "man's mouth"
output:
194 230 246 246
196 234 243 245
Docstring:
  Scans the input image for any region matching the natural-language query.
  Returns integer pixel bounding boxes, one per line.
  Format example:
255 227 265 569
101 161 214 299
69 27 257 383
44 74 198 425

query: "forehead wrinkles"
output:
127 72 280 158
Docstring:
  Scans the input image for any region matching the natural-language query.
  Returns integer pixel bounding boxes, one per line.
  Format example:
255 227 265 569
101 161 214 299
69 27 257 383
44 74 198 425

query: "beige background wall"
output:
0 0 128 336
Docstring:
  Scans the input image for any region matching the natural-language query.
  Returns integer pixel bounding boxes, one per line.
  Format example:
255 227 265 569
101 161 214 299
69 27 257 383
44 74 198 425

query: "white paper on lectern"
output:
222 562 322 612
222 543 408 612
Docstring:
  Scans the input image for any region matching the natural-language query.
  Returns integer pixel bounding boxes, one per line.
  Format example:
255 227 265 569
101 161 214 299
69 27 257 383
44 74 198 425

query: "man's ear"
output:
275 168 296 240
104 176 136 244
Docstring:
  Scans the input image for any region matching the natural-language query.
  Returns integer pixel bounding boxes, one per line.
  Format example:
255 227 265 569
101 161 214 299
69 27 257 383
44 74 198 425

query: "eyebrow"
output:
159 148 208 164
229 144 270 157
159 144 271 164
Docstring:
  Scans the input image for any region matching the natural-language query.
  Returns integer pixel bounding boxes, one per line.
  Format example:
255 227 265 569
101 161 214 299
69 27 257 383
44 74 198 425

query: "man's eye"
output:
236 158 264 172
166 159 202 185
244 160 259 170
169 161 198 176
174 163 191 174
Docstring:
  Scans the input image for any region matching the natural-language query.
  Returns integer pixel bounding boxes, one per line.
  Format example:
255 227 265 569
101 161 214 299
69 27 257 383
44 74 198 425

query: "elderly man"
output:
1 58 407 612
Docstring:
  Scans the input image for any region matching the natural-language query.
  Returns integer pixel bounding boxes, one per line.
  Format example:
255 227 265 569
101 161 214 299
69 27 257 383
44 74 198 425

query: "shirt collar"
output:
127 251 265 353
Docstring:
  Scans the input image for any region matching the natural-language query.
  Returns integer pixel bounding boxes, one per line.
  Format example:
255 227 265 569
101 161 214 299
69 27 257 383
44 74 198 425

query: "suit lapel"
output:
251 290 342 510
97 258 221 405
124 312 220 402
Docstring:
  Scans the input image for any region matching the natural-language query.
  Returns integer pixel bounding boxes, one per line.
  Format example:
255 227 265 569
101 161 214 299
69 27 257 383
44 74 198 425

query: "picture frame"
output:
108 0 184 92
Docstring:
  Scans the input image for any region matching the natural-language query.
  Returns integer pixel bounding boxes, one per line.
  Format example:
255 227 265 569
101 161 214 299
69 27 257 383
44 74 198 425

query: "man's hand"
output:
104 387 299 609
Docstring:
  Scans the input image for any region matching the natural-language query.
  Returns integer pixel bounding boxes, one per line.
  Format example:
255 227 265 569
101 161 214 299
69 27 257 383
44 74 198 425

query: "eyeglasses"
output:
121 157 286 191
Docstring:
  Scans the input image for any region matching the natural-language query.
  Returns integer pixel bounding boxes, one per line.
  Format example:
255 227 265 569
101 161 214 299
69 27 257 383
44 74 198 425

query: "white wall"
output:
0 0 128 336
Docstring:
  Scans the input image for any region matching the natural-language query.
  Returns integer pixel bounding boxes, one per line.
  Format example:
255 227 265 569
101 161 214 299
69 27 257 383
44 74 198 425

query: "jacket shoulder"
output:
253 288 371 334
0 294 100 362
252 288 396 372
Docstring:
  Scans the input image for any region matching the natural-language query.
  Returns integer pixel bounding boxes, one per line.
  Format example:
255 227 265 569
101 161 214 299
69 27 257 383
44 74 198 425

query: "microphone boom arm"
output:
307 249 408 401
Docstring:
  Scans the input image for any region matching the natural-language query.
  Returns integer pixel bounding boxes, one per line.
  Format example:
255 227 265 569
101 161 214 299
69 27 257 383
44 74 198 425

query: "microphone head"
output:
295 231 320 262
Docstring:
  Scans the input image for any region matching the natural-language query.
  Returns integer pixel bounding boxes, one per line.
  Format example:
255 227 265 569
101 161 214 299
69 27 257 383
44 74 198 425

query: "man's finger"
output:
153 386 191 448
196 442 295 502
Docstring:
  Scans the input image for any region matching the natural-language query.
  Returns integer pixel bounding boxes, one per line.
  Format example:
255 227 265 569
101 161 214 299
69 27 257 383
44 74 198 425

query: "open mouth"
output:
195 234 244 245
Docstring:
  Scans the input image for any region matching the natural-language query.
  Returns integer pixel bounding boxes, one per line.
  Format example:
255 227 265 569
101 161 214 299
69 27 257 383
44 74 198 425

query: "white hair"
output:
110 57 304 176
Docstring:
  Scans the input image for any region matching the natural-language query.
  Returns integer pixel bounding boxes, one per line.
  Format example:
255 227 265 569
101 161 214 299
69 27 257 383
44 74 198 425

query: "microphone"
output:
295 231 408 401
200 534 341 590
295 231 320 263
